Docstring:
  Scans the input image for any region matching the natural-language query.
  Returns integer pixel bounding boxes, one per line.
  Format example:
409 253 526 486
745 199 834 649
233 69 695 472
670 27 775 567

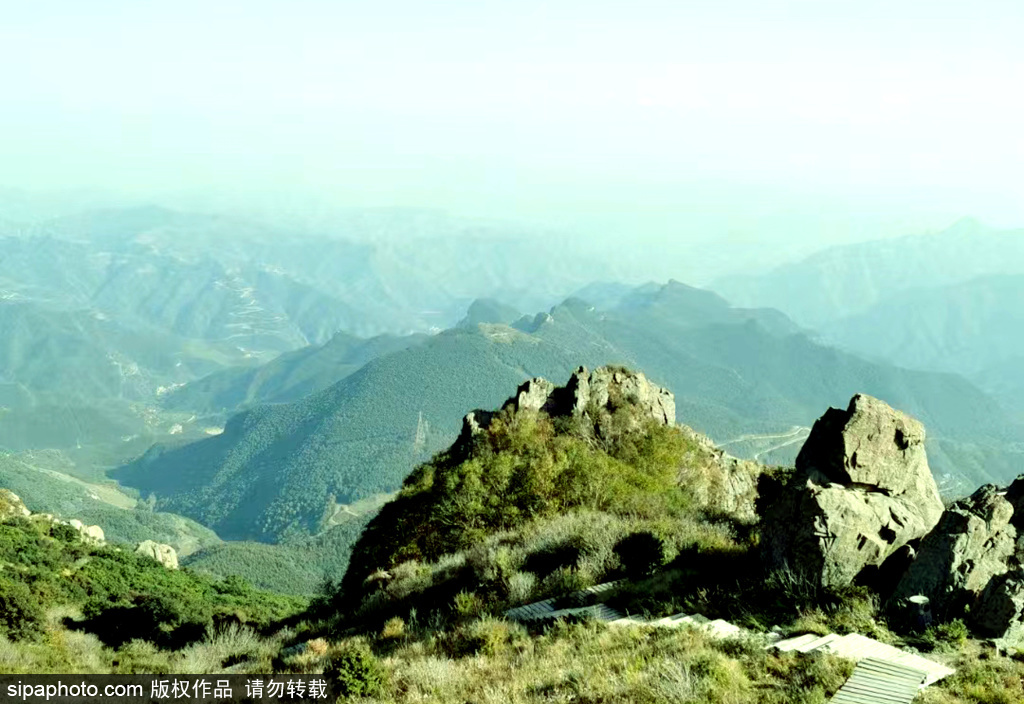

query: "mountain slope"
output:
115 325 613 541
161 330 429 416
114 281 1023 542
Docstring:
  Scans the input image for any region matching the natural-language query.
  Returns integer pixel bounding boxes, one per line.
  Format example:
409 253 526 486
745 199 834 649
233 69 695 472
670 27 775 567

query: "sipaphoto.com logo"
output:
6 681 142 701
0 674 334 703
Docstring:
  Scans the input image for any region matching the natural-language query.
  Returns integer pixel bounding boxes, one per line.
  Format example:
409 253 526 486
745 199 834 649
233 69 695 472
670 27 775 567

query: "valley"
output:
2 208 1023 596
0 205 1022 702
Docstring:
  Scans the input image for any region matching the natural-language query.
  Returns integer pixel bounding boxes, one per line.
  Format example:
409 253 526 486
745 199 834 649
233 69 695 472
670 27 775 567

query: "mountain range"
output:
2 204 1023 598
115 281 1024 544
713 218 1024 327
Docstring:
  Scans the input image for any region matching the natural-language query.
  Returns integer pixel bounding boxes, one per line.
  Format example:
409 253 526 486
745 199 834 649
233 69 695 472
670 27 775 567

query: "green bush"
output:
325 643 386 697
0 576 45 640
925 618 971 648
614 531 667 578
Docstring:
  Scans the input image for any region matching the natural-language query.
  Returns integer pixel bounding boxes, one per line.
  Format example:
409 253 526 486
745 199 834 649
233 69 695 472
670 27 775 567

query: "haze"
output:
1 0 1022 257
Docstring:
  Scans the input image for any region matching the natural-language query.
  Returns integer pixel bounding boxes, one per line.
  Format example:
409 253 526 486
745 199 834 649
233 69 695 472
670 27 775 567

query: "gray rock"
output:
891 484 1017 617
456 365 676 449
67 518 106 544
973 569 1024 643
796 394 941 516
513 378 557 414
762 395 944 589
135 540 179 569
675 425 766 522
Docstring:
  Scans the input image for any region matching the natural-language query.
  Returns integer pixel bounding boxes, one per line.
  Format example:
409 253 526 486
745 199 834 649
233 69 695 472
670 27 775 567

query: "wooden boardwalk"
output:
504 581 743 638
830 657 927 704
504 581 624 623
505 582 955 695
772 632 954 687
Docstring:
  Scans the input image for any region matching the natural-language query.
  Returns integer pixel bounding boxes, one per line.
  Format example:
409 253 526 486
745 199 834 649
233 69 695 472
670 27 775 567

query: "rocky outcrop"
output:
0 490 107 545
454 365 770 520
762 394 945 589
67 518 106 544
675 425 769 522
0 489 31 520
135 540 179 569
457 366 676 451
891 484 1018 617
972 570 1024 644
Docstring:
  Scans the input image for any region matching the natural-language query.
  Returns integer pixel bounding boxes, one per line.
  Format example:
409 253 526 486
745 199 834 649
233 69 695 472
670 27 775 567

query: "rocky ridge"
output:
0 487 178 569
457 365 764 519
458 365 676 447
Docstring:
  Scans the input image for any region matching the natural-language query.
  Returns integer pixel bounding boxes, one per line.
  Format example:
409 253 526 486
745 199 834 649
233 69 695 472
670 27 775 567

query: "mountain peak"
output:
457 365 676 455
456 298 521 328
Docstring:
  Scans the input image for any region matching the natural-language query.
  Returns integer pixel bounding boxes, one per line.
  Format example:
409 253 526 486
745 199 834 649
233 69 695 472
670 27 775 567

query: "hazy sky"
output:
2 0 1022 248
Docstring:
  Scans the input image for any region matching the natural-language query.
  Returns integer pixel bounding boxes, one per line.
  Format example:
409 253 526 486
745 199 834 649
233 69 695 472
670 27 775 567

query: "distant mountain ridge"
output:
819 274 1024 415
0 204 647 469
713 219 1024 327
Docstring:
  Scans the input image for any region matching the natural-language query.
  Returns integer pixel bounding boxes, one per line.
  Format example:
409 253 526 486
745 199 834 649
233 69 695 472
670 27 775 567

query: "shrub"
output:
926 619 970 649
440 616 521 658
325 643 386 697
506 571 537 604
614 531 668 578
452 591 485 620
538 567 589 602
0 577 44 640
380 617 406 640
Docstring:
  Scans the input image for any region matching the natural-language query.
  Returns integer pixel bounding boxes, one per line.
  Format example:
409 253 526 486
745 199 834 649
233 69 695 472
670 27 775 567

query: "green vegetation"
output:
161 331 428 416
0 512 304 666
0 452 221 556
115 327 608 541
325 642 388 697
6 357 1024 703
183 520 370 596
280 619 857 704
339 401 716 605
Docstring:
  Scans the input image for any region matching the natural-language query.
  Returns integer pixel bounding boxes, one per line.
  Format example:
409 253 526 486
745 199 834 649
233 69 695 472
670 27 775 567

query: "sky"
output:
1 0 1022 254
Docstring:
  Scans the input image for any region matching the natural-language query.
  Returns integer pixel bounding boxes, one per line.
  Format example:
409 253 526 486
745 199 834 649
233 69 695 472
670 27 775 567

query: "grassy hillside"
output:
0 452 221 556
0 502 304 673
7 367 1024 701
115 326 611 541
183 520 371 596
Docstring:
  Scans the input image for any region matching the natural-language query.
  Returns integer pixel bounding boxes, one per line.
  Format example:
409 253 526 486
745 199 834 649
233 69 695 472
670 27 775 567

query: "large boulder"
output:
762 394 944 589
891 484 1017 618
135 540 179 569
972 569 1024 644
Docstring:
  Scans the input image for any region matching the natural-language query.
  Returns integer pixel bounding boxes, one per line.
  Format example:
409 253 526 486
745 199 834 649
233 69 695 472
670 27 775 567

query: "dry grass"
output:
268 618 853 704
916 640 1024 704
